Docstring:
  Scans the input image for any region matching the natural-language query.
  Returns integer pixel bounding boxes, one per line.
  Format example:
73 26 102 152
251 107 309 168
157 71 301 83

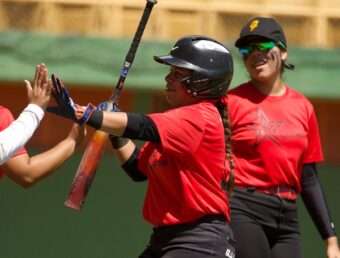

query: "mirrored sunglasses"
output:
239 41 285 55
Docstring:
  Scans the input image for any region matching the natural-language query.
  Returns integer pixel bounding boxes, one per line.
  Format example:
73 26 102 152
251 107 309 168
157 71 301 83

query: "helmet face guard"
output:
154 35 233 99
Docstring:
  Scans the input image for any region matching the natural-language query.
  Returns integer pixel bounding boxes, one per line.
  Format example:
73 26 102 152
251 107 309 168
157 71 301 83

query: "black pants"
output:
139 214 236 258
229 188 302 258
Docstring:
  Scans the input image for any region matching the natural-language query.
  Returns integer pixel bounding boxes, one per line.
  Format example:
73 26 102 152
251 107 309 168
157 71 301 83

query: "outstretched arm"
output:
2 124 85 188
0 64 51 165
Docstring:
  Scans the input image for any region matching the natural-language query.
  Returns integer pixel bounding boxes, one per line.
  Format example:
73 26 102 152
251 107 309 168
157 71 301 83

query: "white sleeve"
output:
0 104 44 165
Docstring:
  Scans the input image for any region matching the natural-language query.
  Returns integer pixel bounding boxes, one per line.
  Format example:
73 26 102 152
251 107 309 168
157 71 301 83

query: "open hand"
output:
47 74 84 122
25 63 52 111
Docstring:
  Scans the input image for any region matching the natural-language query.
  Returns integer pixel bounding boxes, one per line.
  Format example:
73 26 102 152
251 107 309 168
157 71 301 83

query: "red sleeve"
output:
137 142 156 176
304 108 323 164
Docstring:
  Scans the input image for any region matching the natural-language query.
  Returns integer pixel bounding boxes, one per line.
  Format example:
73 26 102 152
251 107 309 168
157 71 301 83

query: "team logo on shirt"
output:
247 108 284 148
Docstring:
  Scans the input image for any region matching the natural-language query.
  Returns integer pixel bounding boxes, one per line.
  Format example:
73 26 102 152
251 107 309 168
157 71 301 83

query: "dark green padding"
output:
0 31 340 98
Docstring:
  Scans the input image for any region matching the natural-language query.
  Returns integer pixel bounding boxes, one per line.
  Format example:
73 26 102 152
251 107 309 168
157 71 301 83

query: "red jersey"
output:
226 82 323 193
0 106 27 179
138 101 230 226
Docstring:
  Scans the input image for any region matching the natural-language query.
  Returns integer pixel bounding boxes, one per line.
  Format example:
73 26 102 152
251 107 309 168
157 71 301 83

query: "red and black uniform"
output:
119 100 235 258
225 82 335 258
139 101 230 226
0 106 27 179
228 82 323 194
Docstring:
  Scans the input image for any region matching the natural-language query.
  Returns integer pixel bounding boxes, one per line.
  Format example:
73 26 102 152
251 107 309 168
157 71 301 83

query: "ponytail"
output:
216 98 234 197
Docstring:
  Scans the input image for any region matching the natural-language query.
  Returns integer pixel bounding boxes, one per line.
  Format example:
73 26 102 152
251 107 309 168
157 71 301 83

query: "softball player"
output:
226 16 340 258
48 35 236 258
0 64 85 187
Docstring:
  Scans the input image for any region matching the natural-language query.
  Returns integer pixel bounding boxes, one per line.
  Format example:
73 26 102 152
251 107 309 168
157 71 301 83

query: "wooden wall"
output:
1 0 340 48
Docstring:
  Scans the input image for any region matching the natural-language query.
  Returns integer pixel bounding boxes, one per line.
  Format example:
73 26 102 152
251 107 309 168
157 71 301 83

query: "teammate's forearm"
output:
5 136 77 187
0 104 44 165
28 137 77 177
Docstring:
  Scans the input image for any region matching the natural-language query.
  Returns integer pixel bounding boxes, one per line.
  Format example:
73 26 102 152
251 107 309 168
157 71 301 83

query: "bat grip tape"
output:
126 1 155 63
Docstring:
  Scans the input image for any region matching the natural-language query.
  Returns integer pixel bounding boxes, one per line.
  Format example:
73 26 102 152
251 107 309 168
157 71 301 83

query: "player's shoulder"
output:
0 105 15 130
170 101 219 122
225 82 254 106
0 105 13 117
285 85 315 112
285 85 312 102
227 82 251 95
175 100 215 111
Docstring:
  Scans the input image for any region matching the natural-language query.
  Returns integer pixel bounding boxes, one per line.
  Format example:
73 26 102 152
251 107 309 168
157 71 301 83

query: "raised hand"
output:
25 63 52 111
47 74 83 122
47 74 97 126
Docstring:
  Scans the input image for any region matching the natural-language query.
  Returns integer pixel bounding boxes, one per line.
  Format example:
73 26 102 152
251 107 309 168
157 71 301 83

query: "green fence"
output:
0 150 339 258
1 32 340 98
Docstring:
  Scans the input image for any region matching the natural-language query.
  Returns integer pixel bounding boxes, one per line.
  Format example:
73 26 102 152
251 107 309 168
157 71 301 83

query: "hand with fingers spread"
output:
47 74 96 125
47 74 82 121
25 63 52 111
1 64 89 183
0 63 51 164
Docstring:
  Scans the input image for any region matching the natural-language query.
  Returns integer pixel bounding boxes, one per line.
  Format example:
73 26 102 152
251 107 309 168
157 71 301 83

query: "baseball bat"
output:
64 0 157 211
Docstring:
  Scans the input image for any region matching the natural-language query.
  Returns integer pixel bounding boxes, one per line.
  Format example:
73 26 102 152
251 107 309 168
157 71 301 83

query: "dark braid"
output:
216 98 235 197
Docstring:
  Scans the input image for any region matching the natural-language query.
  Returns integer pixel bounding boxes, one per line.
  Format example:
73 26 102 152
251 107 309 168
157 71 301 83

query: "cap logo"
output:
249 20 259 32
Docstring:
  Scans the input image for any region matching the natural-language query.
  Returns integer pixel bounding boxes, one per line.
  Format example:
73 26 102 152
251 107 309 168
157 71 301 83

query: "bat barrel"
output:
65 130 109 211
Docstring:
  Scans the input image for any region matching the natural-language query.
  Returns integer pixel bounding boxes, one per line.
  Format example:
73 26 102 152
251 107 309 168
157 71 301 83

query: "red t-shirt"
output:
0 106 27 179
226 82 323 193
138 101 230 226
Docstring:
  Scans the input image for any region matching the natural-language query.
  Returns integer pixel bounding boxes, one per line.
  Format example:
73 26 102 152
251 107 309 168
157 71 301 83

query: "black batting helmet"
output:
154 35 233 99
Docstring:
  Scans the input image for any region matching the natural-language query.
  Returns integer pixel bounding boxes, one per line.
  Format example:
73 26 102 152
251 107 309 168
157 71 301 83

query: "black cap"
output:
235 16 294 70
235 17 287 48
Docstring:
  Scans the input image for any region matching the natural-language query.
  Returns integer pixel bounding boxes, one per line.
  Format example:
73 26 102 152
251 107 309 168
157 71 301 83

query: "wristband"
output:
86 110 103 129
78 103 96 126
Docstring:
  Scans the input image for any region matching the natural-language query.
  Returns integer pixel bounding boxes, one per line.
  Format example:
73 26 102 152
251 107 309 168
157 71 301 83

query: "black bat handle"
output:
126 0 156 63
110 0 157 105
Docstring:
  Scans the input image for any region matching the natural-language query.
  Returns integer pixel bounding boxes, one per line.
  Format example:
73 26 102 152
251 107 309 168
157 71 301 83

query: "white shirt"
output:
0 104 44 165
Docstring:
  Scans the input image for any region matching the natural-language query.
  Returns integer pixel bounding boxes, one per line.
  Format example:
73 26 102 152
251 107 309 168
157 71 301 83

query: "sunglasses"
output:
239 41 286 55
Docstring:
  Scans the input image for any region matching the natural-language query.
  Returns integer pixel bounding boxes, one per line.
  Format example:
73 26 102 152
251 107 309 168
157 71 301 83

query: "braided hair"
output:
216 98 234 197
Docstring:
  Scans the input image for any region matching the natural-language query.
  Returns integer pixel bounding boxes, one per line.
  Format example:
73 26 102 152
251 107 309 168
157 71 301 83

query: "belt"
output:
153 214 226 229
238 185 298 201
